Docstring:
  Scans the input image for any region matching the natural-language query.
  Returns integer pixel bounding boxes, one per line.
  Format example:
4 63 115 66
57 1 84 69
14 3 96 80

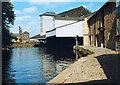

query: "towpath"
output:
47 46 119 84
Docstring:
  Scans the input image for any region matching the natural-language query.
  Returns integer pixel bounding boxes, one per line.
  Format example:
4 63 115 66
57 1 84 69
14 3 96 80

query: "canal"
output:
2 47 76 84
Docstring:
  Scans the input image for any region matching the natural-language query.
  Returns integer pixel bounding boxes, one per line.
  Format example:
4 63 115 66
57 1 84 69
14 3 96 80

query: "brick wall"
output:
88 2 116 50
21 33 29 41
115 36 120 52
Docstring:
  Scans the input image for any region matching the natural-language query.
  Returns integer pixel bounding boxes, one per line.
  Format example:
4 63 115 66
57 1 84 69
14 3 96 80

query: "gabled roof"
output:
54 12 95 21
23 31 29 34
57 6 91 17
22 38 28 41
30 34 46 39
40 12 56 16
55 17 83 21
87 0 115 22
40 6 91 18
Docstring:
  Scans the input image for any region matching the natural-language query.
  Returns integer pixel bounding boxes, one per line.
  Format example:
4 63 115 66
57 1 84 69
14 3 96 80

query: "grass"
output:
8 42 40 48
62 66 67 71
73 46 94 57
13 42 40 44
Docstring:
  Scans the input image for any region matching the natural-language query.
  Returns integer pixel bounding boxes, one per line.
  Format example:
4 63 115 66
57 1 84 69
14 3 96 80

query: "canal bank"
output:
2 42 40 50
47 46 119 84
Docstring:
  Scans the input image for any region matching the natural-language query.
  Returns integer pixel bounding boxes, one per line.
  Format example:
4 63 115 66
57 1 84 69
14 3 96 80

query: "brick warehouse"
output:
87 1 116 50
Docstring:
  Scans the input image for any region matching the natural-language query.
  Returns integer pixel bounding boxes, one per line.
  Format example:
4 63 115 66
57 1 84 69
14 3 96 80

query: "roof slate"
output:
40 6 91 18
30 34 46 39
57 6 91 17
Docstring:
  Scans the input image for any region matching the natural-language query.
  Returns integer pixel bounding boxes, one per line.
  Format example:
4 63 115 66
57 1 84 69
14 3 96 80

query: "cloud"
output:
11 0 108 2
14 6 38 15
87 3 94 8
15 15 32 21
10 24 24 33
13 17 40 37
14 10 22 15
30 0 75 2
12 7 40 36
22 22 40 37
82 5 87 8
23 7 38 14
27 17 40 27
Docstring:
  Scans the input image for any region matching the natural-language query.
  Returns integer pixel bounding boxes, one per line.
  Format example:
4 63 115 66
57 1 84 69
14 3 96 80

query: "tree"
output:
2 2 15 47
11 35 18 41
14 37 18 41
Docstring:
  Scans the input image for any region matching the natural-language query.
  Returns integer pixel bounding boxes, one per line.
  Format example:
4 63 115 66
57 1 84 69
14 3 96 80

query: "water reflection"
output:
2 47 76 84
38 48 56 80
2 50 16 83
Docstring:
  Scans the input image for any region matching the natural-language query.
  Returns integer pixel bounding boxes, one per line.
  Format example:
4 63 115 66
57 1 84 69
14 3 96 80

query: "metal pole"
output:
76 52 78 60
75 35 78 60
75 35 78 46
76 38 78 46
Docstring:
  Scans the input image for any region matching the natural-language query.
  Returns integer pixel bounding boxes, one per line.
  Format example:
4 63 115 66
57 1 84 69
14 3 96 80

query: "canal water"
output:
2 47 76 84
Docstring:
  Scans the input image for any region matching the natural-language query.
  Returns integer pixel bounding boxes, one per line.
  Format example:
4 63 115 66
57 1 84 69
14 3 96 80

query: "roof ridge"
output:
57 5 91 17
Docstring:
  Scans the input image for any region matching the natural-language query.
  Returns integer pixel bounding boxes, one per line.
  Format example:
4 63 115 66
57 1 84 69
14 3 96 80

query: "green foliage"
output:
11 35 18 41
2 2 15 26
62 66 67 71
74 46 94 58
2 27 12 47
19 38 22 42
8 42 40 48
2 2 15 47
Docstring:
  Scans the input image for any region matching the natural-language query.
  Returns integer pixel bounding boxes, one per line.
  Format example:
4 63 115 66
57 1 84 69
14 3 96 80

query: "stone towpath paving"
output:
47 46 120 84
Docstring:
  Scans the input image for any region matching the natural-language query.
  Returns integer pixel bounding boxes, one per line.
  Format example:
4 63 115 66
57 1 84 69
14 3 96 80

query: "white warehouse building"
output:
39 6 92 48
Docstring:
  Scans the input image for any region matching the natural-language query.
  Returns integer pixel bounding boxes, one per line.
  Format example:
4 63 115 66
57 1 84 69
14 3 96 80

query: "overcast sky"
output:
10 1 107 37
